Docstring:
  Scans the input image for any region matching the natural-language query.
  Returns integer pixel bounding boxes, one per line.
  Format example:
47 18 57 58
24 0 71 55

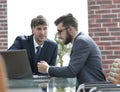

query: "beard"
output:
64 31 72 45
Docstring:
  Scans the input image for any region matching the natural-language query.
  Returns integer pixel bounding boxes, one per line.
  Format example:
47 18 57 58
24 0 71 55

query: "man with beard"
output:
8 15 58 76
37 13 106 89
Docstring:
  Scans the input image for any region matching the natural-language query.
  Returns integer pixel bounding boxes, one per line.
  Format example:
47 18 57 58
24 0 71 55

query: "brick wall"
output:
88 0 120 78
0 0 7 51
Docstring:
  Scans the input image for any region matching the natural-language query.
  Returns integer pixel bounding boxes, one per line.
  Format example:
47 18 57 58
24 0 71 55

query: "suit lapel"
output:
73 32 82 43
27 35 35 61
70 32 82 56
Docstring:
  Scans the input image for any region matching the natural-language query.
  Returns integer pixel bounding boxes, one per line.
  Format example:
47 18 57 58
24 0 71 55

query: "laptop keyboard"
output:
32 75 51 79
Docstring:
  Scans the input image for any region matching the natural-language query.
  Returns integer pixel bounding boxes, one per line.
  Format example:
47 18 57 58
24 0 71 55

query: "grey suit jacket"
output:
48 32 106 88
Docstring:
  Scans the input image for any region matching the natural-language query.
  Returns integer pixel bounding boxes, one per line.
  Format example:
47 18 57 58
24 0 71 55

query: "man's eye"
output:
44 27 47 30
37 28 41 30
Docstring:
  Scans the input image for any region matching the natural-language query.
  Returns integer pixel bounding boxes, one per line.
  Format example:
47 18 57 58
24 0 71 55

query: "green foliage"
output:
54 33 72 67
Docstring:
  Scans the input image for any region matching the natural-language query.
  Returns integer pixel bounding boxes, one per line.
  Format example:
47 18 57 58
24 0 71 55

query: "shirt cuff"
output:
46 66 49 73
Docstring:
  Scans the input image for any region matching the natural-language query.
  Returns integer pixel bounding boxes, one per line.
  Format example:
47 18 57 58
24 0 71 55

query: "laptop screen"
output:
0 50 33 79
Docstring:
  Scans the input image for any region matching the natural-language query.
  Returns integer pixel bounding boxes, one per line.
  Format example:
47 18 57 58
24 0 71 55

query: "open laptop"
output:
0 49 51 80
0 49 33 79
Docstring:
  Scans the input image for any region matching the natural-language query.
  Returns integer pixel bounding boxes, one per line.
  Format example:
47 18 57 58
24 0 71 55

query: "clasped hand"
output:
37 61 49 73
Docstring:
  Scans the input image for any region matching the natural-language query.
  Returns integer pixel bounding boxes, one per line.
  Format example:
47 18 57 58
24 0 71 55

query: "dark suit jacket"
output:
48 32 106 88
8 35 58 75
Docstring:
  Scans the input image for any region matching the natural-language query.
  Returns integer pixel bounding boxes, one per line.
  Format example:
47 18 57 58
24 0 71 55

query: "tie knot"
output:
36 46 41 54
36 46 41 49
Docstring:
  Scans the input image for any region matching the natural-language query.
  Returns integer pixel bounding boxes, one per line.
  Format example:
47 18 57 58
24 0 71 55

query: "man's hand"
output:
107 58 120 84
37 61 49 73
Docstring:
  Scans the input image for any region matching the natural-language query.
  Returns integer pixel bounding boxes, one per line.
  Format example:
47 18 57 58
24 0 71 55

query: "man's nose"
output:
40 30 45 34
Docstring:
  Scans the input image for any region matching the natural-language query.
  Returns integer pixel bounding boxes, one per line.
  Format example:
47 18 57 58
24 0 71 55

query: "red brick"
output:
89 24 101 28
97 0 112 5
112 9 120 13
89 28 106 32
89 14 101 19
96 19 111 23
113 0 120 3
100 5 116 9
102 14 117 18
96 10 111 14
96 41 111 46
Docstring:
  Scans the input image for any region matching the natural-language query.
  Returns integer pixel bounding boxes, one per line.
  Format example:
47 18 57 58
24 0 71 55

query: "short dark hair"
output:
31 15 48 29
54 13 78 30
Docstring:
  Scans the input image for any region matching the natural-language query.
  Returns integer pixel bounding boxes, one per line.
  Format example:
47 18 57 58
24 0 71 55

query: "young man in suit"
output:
8 15 58 75
37 13 106 89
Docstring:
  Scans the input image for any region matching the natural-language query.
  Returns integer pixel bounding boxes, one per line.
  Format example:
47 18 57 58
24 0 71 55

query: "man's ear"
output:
32 30 34 34
68 26 73 33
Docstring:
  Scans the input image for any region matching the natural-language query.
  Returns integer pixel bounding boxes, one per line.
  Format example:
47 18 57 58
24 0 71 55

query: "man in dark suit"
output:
8 15 58 75
37 13 106 88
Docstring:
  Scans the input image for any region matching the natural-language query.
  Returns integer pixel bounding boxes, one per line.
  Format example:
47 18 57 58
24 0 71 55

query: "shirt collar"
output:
33 37 43 48
72 32 79 44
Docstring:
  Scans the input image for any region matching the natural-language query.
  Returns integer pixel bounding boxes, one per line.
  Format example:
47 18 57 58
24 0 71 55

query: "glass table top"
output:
8 77 76 92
